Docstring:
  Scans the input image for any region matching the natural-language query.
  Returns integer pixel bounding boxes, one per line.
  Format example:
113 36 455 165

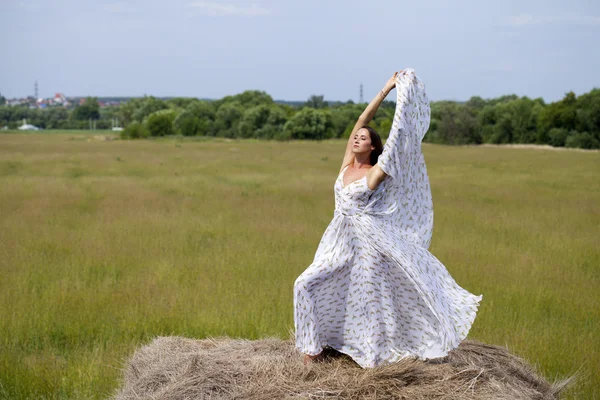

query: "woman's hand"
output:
383 71 401 92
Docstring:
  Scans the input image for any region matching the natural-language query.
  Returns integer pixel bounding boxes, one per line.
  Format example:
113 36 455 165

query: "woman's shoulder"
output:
339 162 351 174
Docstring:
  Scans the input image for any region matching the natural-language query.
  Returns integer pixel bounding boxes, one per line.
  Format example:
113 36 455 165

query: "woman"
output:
293 69 482 368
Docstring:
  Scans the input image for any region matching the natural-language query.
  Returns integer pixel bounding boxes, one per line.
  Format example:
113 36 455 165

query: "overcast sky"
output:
1 0 598 102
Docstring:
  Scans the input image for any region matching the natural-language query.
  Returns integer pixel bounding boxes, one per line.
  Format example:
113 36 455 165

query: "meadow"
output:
0 131 598 399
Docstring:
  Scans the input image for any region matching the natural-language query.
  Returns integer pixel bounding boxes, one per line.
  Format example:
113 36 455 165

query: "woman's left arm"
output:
340 72 400 173
366 164 387 190
363 71 403 190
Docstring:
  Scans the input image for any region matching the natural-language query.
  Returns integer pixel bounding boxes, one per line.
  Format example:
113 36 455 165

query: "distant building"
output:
18 119 40 130
18 124 40 131
52 93 69 106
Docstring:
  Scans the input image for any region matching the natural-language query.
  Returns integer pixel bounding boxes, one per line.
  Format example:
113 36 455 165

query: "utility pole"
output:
359 83 364 104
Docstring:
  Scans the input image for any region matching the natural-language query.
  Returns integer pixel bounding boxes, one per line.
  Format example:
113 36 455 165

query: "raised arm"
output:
340 72 400 174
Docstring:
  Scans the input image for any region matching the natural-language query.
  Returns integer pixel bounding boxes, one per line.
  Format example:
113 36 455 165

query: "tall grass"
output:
0 132 598 399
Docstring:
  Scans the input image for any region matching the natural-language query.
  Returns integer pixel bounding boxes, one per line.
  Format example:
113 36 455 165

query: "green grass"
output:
0 129 117 135
0 132 598 399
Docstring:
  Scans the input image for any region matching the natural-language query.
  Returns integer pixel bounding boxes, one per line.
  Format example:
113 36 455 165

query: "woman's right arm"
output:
339 72 399 173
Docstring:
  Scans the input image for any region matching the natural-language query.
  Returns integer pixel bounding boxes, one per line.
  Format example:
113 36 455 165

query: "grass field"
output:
0 131 598 399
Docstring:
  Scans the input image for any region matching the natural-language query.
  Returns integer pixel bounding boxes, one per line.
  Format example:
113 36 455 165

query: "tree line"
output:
1 89 598 149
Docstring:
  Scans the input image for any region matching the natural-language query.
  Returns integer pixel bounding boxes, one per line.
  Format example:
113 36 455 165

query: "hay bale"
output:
112 337 572 400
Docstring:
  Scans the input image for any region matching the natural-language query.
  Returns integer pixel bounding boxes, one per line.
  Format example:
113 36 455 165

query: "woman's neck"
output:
353 154 371 168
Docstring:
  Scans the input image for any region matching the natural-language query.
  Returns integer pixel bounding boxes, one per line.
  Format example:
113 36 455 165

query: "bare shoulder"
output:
339 156 354 174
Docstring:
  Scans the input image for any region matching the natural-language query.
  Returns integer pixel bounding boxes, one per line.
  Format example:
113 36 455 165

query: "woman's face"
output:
352 128 375 155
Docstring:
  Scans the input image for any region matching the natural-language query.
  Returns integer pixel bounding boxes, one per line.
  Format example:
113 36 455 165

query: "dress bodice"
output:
334 167 377 217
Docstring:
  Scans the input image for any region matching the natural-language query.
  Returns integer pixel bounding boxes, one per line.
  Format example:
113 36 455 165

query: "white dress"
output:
293 69 482 368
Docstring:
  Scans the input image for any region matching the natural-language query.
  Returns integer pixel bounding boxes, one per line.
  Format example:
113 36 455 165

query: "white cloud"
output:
187 1 270 17
103 2 137 14
506 14 600 27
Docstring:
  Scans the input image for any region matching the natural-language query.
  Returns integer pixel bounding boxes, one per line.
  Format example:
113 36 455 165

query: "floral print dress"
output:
293 69 482 368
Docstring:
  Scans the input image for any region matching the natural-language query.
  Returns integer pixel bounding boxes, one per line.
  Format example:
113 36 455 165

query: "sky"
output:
1 0 599 103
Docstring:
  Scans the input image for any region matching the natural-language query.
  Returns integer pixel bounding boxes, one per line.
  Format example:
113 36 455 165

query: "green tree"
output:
214 90 273 110
0 106 10 125
475 97 541 144
173 112 202 136
238 104 271 138
46 107 69 129
235 90 274 107
575 88 600 141
145 109 177 136
328 104 361 138
548 128 568 147
173 101 215 136
465 96 487 110
376 118 393 139
166 97 200 109
565 131 600 149
72 97 100 120
380 100 396 111
304 95 328 109
495 98 541 144
187 101 215 120
487 94 519 106
12 105 31 124
430 102 480 144
259 106 289 139
118 97 145 125
132 96 168 122
283 108 332 140
213 102 243 137
537 91 577 143
121 121 149 139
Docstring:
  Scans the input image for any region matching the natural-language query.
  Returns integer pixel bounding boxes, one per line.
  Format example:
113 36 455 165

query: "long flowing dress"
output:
293 68 482 368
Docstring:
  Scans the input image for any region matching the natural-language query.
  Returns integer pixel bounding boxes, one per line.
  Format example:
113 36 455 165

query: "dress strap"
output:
339 165 350 178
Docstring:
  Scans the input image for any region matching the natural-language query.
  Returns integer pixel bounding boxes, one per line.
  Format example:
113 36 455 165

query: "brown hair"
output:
360 125 383 165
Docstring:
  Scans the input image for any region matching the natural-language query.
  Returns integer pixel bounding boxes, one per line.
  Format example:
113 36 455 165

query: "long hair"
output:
361 125 383 165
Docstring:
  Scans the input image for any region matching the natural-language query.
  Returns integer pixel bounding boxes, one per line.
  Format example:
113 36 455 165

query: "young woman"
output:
293 69 482 367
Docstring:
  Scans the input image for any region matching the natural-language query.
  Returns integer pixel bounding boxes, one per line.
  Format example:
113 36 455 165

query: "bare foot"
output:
303 352 324 365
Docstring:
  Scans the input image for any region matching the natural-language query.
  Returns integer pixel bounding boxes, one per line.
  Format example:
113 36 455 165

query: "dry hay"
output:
112 336 573 400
